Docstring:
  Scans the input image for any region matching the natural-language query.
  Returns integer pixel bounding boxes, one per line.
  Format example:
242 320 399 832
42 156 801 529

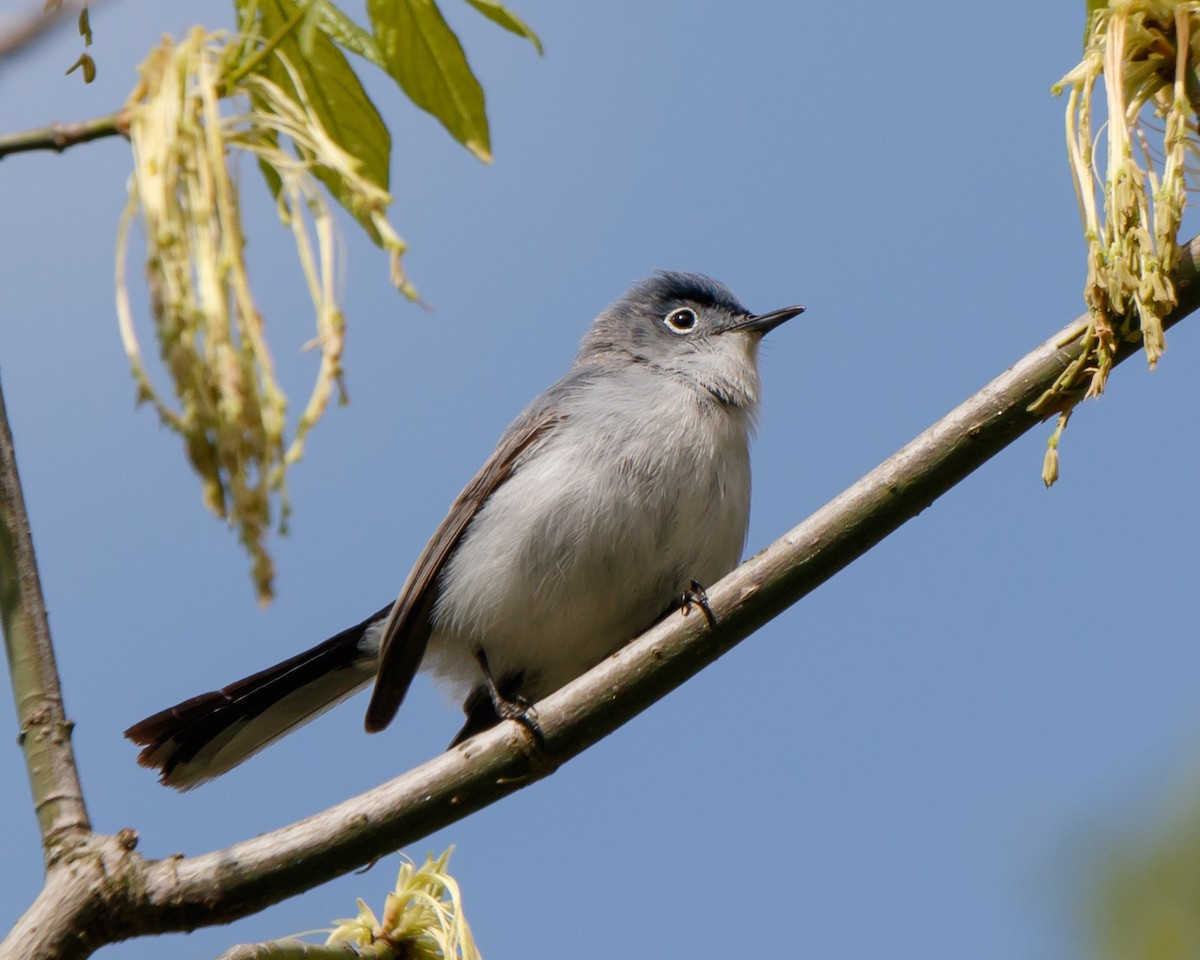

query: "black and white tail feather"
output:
125 607 387 789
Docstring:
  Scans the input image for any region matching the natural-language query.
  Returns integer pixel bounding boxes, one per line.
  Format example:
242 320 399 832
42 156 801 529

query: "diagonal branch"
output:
6 233 1200 960
143 231 1200 922
138 235 1200 930
0 377 91 861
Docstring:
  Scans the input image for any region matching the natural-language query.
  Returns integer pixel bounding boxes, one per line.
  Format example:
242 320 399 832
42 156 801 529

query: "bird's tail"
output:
125 605 390 790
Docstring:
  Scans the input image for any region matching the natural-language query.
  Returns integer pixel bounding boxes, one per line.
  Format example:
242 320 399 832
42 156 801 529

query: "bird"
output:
125 271 803 788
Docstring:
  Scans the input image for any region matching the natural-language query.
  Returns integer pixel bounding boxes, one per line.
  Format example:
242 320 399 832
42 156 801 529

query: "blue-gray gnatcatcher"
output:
126 272 803 788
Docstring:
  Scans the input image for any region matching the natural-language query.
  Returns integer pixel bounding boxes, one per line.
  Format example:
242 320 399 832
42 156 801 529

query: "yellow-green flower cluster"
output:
1039 1 1200 483
327 848 480 960
116 27 412 601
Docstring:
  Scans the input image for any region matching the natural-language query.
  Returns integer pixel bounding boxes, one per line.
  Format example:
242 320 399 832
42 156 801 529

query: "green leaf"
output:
314 0 386 69
78 6 92 46
1084 0 1107 47
298 0 323 55
255 151 285 203
461 0 542 55
236 0 392 221
368 0 492 163
65 51 95 83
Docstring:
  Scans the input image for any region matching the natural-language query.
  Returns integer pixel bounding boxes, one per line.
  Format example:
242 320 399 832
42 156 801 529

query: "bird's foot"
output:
680 578 717 629
475 649 545 746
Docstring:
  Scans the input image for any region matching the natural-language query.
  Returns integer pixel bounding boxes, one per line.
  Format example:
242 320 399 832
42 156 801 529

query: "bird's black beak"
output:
733 304 806 335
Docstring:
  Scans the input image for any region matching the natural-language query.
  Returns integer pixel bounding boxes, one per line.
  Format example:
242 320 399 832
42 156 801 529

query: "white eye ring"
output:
663 307 697 334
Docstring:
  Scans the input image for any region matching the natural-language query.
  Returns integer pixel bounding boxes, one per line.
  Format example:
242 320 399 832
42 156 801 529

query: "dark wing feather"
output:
363 406 563 732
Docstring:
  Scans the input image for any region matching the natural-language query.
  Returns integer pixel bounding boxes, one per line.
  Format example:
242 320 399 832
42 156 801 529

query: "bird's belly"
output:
422 407 751 702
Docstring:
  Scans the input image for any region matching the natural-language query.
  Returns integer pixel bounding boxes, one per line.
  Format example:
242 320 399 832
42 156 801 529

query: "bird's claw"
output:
681 579 717 629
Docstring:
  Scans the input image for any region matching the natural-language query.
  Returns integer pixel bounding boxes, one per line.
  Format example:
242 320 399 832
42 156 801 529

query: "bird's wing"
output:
363 403 565 732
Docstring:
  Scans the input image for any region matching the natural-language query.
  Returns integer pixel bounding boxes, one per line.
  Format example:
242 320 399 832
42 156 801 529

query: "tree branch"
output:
0 376 91 860
0 110 126 160
137 234 1200 930
5 233 1200 960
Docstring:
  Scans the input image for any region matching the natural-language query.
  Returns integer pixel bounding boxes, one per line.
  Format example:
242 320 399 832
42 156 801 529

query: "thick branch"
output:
0 377 91 859
6 234 1200 959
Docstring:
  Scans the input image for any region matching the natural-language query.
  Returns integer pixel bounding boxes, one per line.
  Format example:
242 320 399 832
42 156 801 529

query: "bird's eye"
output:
663 307 697 334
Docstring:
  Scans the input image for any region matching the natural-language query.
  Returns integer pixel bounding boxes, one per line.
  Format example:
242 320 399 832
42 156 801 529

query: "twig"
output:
0 0 306 162
0 375 91 862
0 110 127 159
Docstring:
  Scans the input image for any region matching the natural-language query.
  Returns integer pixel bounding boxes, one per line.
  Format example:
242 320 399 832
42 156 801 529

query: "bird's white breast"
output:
423 368 755 701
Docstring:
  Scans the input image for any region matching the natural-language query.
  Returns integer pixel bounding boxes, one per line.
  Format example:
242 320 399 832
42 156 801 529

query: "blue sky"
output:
2 2 1199 958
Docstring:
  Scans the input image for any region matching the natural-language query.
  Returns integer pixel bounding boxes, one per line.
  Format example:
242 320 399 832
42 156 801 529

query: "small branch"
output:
0 376 91 860
0 0 302 161
0 110 127 160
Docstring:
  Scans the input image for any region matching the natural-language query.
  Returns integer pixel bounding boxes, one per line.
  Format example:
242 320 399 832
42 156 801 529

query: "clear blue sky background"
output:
3 2 1199 957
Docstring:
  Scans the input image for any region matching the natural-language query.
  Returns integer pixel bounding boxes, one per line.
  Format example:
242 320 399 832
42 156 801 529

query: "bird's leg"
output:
453 648 545 747
680 578 717 629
